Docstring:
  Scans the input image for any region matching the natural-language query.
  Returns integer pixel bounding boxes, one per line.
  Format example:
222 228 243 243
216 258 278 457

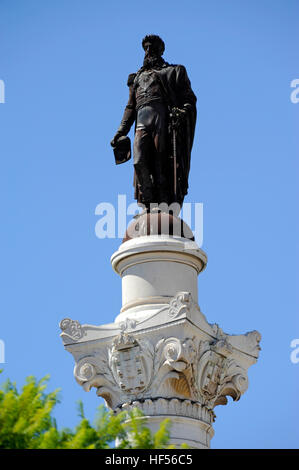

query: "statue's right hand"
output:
110 131 124 148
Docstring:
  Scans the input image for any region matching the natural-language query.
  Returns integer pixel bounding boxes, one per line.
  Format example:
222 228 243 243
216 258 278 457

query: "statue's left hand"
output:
170 107 187 127
175 107 187 118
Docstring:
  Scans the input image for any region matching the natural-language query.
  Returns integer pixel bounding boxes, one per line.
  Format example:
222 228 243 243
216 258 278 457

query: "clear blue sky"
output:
0 0 298 448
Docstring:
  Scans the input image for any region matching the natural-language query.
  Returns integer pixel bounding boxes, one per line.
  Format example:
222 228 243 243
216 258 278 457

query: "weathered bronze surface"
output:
111 35 197 209
122 212 195 243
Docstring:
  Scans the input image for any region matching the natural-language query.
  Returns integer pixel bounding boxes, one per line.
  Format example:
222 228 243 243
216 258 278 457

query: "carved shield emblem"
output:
113 345 146 394
109 334 154 396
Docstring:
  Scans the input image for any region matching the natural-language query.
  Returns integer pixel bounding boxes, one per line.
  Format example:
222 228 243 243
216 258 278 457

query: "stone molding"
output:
116 398 215 424
110 236 207 277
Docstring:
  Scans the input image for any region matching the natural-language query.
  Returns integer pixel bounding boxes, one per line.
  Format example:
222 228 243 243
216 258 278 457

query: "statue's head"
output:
142 35 165 58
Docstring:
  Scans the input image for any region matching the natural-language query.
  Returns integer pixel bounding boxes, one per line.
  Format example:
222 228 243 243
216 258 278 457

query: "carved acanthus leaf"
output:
151 337 197 399
60 318 84 341
118 318 137 332
168 292 193 318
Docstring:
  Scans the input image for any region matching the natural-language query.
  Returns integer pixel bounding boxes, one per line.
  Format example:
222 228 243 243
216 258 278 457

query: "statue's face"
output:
143 41 161 58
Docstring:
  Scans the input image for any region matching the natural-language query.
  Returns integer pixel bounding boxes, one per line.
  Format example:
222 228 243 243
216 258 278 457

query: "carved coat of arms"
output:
109 332 154 396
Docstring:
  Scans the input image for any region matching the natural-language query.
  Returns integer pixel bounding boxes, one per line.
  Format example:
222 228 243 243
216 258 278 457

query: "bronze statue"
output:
111 35 197 210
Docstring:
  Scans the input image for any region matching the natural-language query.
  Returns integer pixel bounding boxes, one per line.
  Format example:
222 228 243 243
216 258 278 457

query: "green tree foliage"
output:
0 372 178 449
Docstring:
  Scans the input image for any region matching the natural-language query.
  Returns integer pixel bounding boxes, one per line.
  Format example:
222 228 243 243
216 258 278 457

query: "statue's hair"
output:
142 35 165 56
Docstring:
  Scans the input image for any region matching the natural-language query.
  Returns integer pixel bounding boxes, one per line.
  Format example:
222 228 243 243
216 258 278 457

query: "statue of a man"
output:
111 35 197 210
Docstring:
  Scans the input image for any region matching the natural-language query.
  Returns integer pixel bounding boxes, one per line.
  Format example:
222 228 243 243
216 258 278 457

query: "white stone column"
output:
111 235 206 322
60 229 261 449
